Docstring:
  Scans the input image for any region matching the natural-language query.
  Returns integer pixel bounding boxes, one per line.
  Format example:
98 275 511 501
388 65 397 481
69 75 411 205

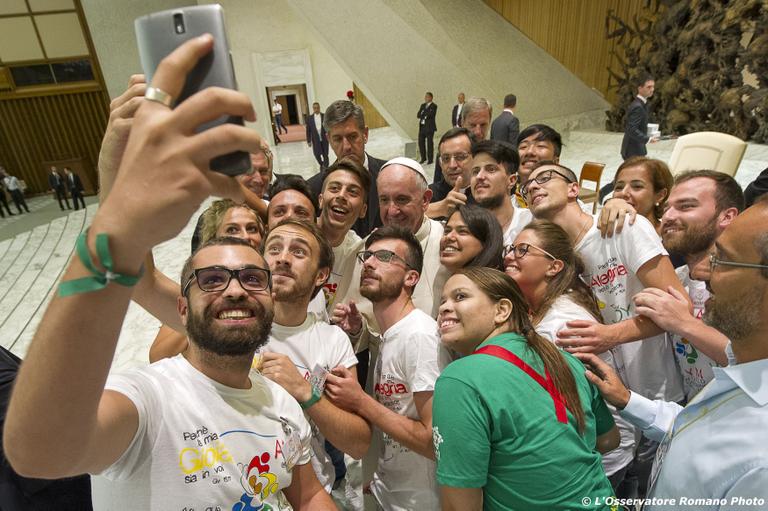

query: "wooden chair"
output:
577 162 605 213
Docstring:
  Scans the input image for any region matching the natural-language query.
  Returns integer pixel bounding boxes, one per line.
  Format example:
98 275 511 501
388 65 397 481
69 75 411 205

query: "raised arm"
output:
4 35 256 478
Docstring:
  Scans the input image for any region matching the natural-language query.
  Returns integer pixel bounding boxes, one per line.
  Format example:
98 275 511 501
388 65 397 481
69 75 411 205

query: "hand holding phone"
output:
135 4 251 175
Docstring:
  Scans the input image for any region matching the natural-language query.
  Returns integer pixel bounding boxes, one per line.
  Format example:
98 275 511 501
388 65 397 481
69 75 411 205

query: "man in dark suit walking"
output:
48 167 71 210
490 94 519 147
64 167 86 210
417 92 438 164
306 102 330 170
621 74 656 160
451 92 465 127
601 74 657 202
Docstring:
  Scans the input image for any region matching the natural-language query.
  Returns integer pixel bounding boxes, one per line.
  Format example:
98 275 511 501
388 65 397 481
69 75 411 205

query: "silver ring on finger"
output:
144 86 175 108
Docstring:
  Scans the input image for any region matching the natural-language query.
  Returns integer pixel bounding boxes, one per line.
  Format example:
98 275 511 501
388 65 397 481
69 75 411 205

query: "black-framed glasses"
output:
182 265 272 295
439 152 470 164
503 242 557 260
520 169 574 198
356 249 413 269
709 253 768 273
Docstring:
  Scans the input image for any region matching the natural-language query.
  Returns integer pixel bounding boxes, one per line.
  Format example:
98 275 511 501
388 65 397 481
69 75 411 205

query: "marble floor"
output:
0 127 765 373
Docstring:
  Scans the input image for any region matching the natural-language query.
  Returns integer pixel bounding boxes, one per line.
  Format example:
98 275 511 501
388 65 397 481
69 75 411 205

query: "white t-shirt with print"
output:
370 308 446 511
261 314 358 491
536 295 636 476
672 265 716 399
95 355 312 511
503 199 534 246
308 230 363 322
576 215 683 402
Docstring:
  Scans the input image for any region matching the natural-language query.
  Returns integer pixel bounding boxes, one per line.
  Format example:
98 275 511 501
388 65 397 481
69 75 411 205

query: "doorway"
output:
266 84 309 144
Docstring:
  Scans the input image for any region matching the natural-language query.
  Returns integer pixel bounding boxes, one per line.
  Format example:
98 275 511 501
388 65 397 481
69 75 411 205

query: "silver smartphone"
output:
135 4 251 176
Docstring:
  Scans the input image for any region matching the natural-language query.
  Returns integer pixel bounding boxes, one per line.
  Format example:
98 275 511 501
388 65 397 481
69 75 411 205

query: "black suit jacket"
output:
305 113 328 147
307 153 386 238
417 102 437 133
621 97 650 159
66 173 83 194
490 111 520 146
451 103 463 127
48 172 64 190
745 166 768 207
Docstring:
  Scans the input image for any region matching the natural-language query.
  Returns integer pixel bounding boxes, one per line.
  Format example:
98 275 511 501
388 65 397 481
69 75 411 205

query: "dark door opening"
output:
285 94 298 125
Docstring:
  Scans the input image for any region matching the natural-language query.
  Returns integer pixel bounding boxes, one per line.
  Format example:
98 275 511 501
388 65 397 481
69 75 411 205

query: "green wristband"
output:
58 230 144 297
299 386 322 410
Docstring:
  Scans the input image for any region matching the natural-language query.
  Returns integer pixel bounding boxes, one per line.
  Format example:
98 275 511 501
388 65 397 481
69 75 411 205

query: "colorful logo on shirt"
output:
588 264 627 287
675 338 699 365
233 452 279 511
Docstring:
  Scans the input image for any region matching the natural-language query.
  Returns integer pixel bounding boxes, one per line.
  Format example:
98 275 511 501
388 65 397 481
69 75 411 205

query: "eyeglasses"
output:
439 152 470 164
503 242 557 260
182 265 272 295
519 169 574 198
709 253 768 273
356 249 413 269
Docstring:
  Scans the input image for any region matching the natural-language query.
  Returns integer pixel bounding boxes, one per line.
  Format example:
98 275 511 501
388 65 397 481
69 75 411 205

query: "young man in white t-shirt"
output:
325 226 447 510
259 219 371 492
470 139 532 246
316 158 369 315
4 39 335 510
523 161 689 498
634 170 743 399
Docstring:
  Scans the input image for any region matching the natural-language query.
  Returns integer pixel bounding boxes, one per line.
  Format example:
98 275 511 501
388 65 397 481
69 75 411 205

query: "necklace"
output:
573 216 592 245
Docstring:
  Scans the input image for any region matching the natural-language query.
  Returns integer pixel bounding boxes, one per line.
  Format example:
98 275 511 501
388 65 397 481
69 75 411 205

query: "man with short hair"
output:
433 96 491 187
317 158 370 312
307 100 387 237
471 139 531 245
48 166 71 210
634 170 743 399
259 219 371 492
577 199 768 508
1 169 29 214
326 226 446 510
621 74 656 161
273 97 288 134
4 36 335 509
267 174 318 230
64 167 86 210
490 93 519 146
306 102 330 170
517 124 563 185
524 161 688 499
427 127 476 220
417 92 438 164
451 92 465 127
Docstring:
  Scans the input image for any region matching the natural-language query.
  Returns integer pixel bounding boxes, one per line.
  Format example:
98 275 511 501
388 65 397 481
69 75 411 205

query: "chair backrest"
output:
578 162 605 189
668 131 747 177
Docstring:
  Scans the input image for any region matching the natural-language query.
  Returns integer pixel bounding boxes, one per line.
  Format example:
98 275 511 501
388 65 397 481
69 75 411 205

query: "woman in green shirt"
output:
433 267 619 510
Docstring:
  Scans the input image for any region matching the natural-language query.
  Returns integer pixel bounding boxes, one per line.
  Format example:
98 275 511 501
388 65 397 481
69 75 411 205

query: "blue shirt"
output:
621 344 768 510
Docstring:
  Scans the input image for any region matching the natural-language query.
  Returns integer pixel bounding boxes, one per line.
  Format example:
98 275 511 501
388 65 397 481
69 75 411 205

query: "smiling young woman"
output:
433 267 618 510
439 205 504 273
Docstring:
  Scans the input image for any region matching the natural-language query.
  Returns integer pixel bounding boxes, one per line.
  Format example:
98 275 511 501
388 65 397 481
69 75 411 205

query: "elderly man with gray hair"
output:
307 100 387 238
433 96 492 185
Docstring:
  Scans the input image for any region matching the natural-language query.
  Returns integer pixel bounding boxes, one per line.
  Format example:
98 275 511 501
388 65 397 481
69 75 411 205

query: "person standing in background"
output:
417 92 438 164
490 94 519 148
306 102 330 170
64 167 86 210
451 92 465 127
273 97 288 134
48 167 71 211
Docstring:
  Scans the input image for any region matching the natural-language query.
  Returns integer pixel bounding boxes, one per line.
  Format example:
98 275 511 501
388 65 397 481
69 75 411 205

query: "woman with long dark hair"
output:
504 219 635 489
433 267 618 510
612 156 673 235
439 205 504 272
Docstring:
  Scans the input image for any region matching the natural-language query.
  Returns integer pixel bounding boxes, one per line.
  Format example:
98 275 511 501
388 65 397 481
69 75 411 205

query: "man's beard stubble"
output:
663 216 718 256
475 192 505 210
186 298 273 358
360 273 402 303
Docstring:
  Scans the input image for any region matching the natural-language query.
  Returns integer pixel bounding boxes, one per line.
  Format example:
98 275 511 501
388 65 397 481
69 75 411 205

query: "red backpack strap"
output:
474 345 568 424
